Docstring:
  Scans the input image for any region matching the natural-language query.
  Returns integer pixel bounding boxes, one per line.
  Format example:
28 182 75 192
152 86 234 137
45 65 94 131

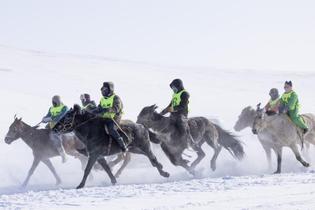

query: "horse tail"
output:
214 123 245 160
148 129 161 144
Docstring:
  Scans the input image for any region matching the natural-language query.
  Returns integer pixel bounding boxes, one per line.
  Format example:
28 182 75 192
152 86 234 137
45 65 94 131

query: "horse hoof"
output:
114 172 121 179
303 162 310 167
273 171 281 174
111 179 117 185
76 184 84 189
211 160 217 171
161 171 170 178
188 169 196 176
56 180 62 186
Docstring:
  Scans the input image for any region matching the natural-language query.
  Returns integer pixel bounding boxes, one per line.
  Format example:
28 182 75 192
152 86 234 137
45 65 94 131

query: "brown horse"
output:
4 116 89 187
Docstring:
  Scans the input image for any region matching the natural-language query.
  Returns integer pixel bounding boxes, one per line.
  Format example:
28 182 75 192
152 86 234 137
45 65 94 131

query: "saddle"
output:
104 121 133 146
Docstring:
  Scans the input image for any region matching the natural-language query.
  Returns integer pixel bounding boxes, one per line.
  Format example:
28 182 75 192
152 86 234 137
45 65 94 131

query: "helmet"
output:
52 95 61 106
170 79 184 93
285 80 293 87
269 88 279 100
101 82 114 97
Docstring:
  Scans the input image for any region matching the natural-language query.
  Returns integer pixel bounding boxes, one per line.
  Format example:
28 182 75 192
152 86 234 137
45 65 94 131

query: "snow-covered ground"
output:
1 45 315 209
2 173 315 210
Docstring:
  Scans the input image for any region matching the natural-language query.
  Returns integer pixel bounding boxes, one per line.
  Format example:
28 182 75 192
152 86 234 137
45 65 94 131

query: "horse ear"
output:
256 103 261 111
14 114 17 120
153 104 158 110
18 117 22 122
73 104 81 113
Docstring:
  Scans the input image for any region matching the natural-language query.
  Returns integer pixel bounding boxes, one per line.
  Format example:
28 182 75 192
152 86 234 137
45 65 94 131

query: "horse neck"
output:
150 113 171 133
245 108 257 128
73 114 98 144
19 121 37 148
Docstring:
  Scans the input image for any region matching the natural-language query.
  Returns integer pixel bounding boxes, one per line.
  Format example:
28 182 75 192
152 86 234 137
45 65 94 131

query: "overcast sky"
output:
1 0 315 71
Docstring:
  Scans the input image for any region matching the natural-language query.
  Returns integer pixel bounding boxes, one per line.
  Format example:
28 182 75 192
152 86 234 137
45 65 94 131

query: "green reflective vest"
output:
100 95 116 119
49 104 65 117
281 90 300 111
268 98 279 110
171 89 188 109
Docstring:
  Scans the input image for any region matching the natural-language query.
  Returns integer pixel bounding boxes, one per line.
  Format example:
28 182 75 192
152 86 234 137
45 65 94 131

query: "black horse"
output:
54 105 169 189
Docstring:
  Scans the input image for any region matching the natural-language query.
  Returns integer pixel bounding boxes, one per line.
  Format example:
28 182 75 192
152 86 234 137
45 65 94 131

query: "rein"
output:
58 112 98 133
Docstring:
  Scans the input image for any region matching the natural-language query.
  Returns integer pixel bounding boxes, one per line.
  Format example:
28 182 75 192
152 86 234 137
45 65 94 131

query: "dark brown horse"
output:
54 105 170 189
137 105 244 174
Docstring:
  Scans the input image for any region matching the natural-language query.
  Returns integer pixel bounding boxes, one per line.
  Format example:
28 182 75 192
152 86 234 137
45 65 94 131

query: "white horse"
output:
234 105 314 173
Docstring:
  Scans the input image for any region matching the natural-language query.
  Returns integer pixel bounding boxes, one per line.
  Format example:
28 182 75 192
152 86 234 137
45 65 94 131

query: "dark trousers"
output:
170 113 197 148
170 114 189 135
105 120 121 141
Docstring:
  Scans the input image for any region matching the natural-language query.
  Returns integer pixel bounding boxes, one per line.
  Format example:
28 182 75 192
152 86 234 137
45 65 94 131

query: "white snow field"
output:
1 45 315 209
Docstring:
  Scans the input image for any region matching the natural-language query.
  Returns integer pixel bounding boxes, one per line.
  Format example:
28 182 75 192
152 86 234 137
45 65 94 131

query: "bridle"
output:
56 111 98 133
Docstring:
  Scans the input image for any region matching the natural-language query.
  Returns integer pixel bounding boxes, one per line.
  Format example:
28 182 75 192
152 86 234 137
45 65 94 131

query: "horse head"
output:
234 106 256 132
5 116 24 144
137 104 162 128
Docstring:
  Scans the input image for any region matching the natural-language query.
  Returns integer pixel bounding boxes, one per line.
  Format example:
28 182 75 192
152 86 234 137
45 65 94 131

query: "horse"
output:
251 104 314 173
54 104 170 189
234 106 274 169
4 116 89 187
234 105 314 172
136 105 244 174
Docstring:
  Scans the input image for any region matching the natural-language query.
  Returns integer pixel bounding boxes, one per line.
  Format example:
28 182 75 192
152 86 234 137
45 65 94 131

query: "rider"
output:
80 93 96 111
264 88 280 116
160 79 197 149
94 82 127 152
279 81 308 134
41 95 68 163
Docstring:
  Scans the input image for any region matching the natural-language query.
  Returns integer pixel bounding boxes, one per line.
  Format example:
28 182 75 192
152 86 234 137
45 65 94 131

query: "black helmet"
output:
170 79 184 92
101 82 114 97
285 80 293 87
52 95 61 107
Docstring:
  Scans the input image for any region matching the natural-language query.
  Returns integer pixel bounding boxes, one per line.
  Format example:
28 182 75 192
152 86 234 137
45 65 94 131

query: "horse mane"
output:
152 110 164 121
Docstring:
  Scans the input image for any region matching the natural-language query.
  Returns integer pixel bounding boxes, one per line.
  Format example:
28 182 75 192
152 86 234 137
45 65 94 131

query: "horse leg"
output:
42 159 62 185
22 157 40 188
302 142 311 162
76 155 94 180
190 145 206 170
108 153 125 168
77 154 98 189
204 132 222 171
290 144 310 167
274 148 283 174
210 145 222 171
114 152 131 178
96 157 117 185
130 145 170 178
261 143 272 171
160 143 192 175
